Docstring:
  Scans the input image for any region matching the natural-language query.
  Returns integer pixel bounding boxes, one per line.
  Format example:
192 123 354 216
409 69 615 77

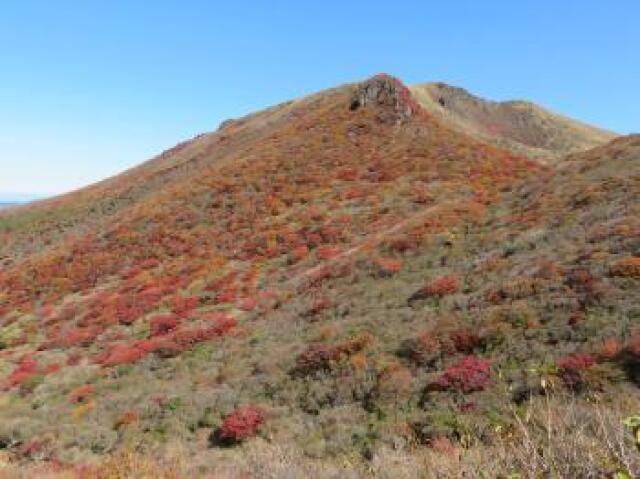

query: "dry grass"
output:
1 394 637 479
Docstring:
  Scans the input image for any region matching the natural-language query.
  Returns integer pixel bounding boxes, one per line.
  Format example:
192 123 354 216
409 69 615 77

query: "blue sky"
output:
1 1 638 197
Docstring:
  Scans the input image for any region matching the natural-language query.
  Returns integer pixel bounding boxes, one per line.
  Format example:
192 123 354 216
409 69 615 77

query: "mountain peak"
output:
349 73 419 124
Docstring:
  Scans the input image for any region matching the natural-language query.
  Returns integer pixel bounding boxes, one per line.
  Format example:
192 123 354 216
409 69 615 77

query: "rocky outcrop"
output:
350 74 419 124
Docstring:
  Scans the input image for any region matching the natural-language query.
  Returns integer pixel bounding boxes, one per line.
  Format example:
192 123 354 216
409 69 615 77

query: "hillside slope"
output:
410 82 616 161
0 76 637 477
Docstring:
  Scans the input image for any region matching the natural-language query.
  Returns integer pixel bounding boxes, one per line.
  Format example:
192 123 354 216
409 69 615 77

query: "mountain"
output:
410 82 616 161
0 75 638 478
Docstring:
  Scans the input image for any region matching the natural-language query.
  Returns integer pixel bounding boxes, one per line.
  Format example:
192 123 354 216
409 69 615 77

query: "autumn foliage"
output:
431 357 492 393
218 406 266 443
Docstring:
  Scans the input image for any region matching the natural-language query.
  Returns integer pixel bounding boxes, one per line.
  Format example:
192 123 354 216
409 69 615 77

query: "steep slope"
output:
410 82 616 161
0 76 637 476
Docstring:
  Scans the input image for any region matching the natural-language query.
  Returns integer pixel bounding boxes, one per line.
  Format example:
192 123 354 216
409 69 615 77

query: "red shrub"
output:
317 245 342 261
450 329 481 354
304 297 333 317
431 357 492 393
238 297 259 311
556 353 596 388
424 276 459 297
170 295 200 318
557 353 596 371
149 314 179 337
115 410 139 428
6 356 39 387
98 345 147 367
219 406 266 443
290 245 309 263
598 338 622 360
373 257 402 276
68 384 94 404
47 327 99 349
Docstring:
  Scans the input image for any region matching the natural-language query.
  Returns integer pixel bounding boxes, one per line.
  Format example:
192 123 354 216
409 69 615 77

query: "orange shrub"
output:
610 257 640 278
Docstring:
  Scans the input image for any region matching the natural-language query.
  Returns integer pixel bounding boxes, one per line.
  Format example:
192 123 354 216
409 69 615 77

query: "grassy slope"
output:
0 76 638 476
410 82 616 162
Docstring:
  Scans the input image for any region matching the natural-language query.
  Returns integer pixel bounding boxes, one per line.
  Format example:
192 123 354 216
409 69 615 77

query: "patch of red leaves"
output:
218 406 266 443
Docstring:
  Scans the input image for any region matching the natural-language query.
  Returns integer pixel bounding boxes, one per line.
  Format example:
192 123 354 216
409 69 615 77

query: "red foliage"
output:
557 353 596 371
316 245 341 261
149 314 179 337
219 406 266 442
214 288 237 305
97 345 147 367
450 329 481 354
556 353 596 388
424 276 460 297
170 295 200 318
373 257 402 276
598 338 622 360
46 327 99 349
6 355 39 388
431 357 492 393
290 245 310 263
337 167 358 181
115 410 139 428
304 297 333 317
68 384 95 404
238 297 259 311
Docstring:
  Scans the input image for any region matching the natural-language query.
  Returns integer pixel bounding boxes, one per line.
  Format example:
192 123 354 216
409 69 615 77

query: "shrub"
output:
450 329 481 354
68 384 95 404
431 357 492 393
556 353 596 388
372 257 402 276
115 410 139 428
6 356 39 388
97 345 147 367
410 276 459 303
610 257 640 278
218 406 266 443
295 344 340 375
149 314 179 337
398 331 441 366
317 245 341 261
294 333 374 376
374 362 412 404
290 245 310 263
598 338 622 360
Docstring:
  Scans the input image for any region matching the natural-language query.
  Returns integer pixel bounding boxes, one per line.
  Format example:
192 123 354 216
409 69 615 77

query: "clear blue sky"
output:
1 1 638 197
